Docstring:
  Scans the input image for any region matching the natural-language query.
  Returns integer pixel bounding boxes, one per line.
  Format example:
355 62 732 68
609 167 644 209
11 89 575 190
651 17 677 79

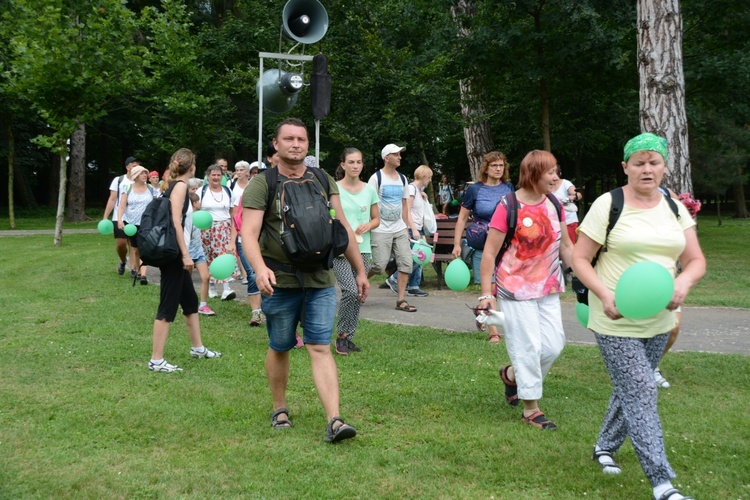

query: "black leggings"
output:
156 259 199 322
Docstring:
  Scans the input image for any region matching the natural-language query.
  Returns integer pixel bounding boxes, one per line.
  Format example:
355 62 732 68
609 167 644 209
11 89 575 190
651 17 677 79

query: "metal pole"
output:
257 56 265 167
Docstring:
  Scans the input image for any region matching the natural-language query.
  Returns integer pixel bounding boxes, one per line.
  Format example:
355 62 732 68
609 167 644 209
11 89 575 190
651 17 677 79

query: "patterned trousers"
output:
594 332 676 487
333 253 370 338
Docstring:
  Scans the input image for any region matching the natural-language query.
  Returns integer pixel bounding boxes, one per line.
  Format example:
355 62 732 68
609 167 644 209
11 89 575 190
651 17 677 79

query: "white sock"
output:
252 309 262 314
150 358 164 365
653 482 683 500
200 301 207 307
223 283 231 292
191 346 206 353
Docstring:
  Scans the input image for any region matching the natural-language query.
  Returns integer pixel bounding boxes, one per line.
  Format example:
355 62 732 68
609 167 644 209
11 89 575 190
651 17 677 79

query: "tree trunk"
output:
452 0 495 182
734 180 748 218
715 193 722 226
6 119 15 229
532 4 551 151
66 121 87 221
54 151 67 246
637 0 692 194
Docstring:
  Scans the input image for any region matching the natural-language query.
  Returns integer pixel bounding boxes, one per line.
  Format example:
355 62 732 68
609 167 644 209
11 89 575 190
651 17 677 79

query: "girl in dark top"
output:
148 148 222 373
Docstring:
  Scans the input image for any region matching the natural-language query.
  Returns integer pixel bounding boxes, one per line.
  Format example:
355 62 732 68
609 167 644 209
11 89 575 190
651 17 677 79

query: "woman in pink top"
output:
478 150 574 431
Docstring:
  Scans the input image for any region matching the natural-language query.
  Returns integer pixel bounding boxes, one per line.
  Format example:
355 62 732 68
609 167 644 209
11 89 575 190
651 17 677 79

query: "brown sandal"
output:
488 333 501 343
395 300 417 312
499 365 519 406
522 410 557 430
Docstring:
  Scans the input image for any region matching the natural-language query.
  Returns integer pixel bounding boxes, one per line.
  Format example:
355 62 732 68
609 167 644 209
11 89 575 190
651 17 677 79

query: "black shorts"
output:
122 221 139 248
113 224 127 239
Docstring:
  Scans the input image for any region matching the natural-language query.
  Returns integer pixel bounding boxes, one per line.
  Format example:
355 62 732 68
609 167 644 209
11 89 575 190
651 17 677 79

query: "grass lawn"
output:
0 232 748 498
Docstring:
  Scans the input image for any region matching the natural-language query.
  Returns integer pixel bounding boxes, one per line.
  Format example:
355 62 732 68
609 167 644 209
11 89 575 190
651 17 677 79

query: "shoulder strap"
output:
124 184 132 195
200 184 208 202
545 193 563 222
263 167 280 215
375 170 406 190
494 192 518 267
307 166 331 195
117 174 125 195
147 185 157 197
658 187 680 220
222 185 232 199
602 187 624 251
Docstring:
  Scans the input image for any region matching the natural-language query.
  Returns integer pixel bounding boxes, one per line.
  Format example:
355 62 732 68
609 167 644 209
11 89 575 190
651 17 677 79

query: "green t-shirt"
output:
579 192 695 338
242 168 339 288
336 182 379 254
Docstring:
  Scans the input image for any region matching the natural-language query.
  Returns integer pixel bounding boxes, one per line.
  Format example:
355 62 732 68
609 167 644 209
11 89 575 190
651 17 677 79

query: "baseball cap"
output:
124 156 139 167
381 144 406 160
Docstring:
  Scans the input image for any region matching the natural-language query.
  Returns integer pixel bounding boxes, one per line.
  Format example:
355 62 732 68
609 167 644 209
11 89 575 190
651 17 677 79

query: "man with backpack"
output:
103 156 139 275
240 118 368 442
368 144 418 312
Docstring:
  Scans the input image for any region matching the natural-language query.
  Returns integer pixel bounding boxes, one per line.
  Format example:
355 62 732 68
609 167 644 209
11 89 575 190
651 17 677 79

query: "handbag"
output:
422 203 438 235
563 200 578 213
465 219 489 250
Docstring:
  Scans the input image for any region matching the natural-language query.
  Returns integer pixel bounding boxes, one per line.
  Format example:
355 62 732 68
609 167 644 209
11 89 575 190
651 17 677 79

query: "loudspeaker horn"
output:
282 0 328 45
256 69 304 113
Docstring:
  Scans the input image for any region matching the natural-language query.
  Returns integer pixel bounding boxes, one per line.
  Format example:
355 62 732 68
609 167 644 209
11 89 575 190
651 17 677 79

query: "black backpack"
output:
494 191 563 267
138 181 186 268
571 187 680 305
261 167 349 275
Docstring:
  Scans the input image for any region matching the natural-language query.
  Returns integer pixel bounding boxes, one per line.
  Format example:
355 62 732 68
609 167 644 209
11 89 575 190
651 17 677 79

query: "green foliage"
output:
4 0 142 152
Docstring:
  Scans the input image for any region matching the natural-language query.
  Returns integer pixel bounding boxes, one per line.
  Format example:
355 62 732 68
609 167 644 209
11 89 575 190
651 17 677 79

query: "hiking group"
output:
104 119 705 498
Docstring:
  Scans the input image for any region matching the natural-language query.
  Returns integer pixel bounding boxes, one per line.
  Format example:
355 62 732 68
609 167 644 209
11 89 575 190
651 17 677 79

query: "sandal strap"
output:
656 488 693 500
271 407 292 428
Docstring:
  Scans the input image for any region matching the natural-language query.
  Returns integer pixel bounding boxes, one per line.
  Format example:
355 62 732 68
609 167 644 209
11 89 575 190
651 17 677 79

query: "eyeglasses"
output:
489 163 505 169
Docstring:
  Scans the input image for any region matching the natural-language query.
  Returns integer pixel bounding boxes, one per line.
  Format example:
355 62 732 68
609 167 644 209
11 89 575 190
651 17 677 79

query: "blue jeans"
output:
262 286 336 352
389 229 423 289
236 238 259 295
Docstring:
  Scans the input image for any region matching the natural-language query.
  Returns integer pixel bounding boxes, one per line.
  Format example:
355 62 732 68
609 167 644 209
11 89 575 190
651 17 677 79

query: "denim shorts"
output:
191 253 207 265
262 286 336 352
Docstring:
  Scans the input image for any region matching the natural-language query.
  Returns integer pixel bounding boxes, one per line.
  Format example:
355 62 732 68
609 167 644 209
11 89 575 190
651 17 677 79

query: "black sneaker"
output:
347 339 361 352
140 275 148 286
378 283 390 289
407 288 429 297
117 262 126 275
335 337 349 355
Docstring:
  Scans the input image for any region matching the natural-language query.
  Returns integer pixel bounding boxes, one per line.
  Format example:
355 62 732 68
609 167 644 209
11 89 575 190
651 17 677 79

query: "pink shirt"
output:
490 197 565 300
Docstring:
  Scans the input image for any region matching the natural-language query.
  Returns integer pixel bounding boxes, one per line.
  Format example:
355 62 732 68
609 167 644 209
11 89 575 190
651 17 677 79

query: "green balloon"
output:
412 241 432 266
615 261 674 319
193 210 213 230
450 199 459 207
445 258 471 291
209 253 236 281
97 219 114 235
124 224 137 237
575 303 590 328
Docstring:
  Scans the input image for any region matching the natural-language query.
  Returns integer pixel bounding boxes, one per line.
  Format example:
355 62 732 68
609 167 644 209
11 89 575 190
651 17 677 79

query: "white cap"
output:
381 143 406 160
250 161 267 170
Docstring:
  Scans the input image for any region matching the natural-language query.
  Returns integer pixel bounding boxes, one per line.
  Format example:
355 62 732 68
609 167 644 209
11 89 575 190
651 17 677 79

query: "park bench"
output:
430 218 465 290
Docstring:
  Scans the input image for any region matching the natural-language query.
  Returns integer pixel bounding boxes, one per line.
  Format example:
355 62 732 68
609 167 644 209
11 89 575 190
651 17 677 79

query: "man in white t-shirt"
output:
103 156 138 275
367 144 417 312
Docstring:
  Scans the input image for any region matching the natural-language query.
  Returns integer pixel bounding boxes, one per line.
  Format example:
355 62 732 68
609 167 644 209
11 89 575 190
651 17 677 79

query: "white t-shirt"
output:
109 175 133 221
231 182 247 208
409 183 425 232
552 179 578 224
368 171 409 233
200 186 233 222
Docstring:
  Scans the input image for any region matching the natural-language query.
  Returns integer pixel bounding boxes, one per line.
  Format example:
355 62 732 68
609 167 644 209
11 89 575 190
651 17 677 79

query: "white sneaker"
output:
654 368 670 389
190 347 222 359
148 360 183 373
221 289 236 301
208 288 219 299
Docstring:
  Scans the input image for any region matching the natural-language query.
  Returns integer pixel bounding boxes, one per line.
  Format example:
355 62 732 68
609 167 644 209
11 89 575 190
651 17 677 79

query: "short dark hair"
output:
274 117 308 139
265 141 277 159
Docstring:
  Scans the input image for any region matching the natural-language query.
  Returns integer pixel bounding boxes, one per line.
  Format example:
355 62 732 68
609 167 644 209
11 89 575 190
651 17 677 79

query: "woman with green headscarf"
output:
571 133 705 500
